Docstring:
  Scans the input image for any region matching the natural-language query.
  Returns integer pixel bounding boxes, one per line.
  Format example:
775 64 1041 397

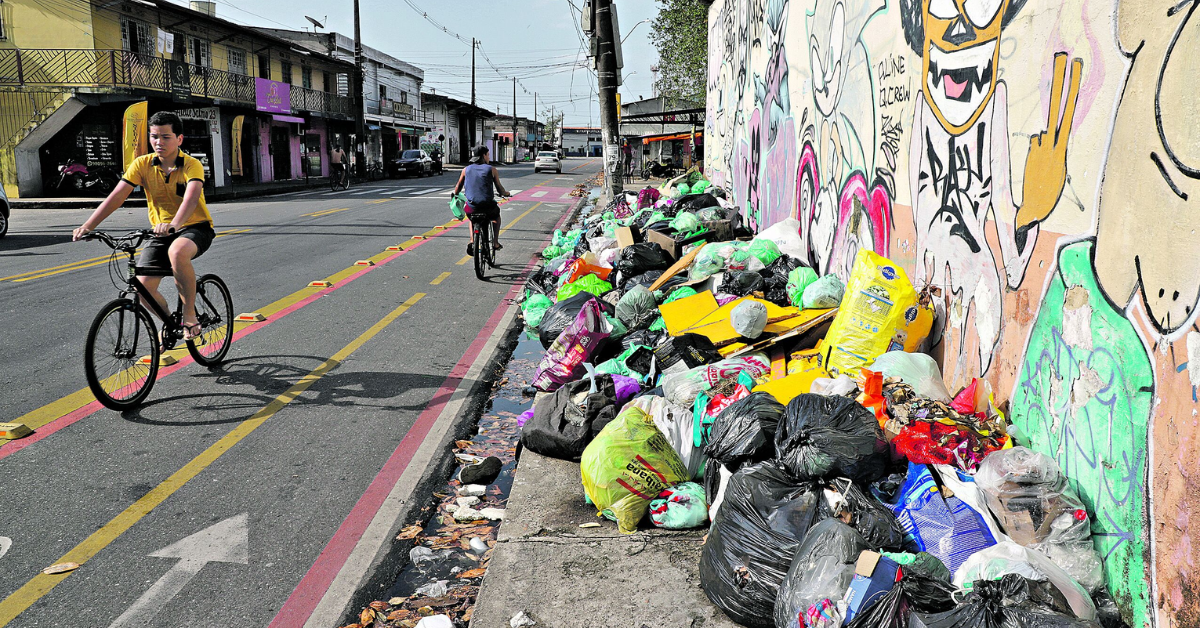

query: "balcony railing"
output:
0 49 353 117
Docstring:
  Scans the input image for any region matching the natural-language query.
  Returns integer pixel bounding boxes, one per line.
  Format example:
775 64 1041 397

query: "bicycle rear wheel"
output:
187 274 234 366
84 299 159 410
330 171 340 192
473 222 487 280
485 221 498 267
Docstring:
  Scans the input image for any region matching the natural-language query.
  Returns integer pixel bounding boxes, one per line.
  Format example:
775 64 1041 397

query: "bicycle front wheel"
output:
330 172 340 192
188 274 234 366
85 299 159 410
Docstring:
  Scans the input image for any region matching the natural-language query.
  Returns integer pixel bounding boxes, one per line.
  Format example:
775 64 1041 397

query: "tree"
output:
540 107 562 146
649 0 708 103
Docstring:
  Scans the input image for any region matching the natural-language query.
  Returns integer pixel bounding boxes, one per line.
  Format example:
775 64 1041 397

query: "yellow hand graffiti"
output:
1018 53 1084 229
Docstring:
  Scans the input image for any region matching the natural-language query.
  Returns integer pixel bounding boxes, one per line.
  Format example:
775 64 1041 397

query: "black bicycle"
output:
330 164 350 191
470 214 498 280
82 229 234 410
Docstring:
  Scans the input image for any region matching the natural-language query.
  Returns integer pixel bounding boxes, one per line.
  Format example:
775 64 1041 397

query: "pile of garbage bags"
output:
513 182 1126 628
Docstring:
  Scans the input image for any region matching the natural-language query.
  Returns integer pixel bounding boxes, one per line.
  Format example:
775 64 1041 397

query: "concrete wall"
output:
705 1 1200 626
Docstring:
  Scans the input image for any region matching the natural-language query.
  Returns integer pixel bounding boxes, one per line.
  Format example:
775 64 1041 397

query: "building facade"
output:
0 0 356 198
560 127 601 157
421 92 494 165
257 29 432 170
481 115 543 163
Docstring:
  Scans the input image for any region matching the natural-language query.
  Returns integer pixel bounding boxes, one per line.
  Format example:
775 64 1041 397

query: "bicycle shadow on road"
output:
0 233 73 254
118 355 455 426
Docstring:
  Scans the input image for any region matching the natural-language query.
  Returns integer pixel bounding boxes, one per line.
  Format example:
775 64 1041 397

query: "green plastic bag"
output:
786 267 819 307
605 313 628 339
615 285 658 329
541 244 566 259
581 407 690 534
649 482 708 529
687 170 705 186
449 193 467 220
670 212 702 235
663 286 698 304
676 182 691 196
802 273 846 309
690 179 711 194
522 294 553 328
595 344 652 378
556 274 613 302
748 238 781 266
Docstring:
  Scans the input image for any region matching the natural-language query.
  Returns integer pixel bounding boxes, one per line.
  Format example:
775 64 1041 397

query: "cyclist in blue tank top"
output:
453 145 511 255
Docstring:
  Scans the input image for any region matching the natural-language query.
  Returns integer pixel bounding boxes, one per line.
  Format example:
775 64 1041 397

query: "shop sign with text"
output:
255 78 291 114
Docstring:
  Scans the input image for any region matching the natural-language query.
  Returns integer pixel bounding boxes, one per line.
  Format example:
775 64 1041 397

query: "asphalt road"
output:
0 157 599 627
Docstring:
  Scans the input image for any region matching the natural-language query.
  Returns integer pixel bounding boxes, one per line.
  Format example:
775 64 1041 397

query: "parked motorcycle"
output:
430 149 444 175
55 160 120 196
641 158 676 180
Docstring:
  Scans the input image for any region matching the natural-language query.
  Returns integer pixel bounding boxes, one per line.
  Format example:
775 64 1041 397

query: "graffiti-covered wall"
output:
705 0 1200 625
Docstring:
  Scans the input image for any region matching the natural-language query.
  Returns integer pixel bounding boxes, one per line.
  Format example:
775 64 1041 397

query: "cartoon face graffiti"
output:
810 1 847 117
915 0 1026 135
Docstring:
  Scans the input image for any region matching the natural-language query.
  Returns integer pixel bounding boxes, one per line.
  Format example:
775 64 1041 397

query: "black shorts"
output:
466 199 500 222
137 223 215 276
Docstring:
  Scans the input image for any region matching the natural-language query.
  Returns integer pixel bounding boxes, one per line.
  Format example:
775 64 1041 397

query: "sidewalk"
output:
468 448 738 628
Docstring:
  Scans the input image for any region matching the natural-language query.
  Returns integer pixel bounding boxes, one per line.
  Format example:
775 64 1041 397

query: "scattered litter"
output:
510 610 537 627
579 522 601 528
41 562 79 575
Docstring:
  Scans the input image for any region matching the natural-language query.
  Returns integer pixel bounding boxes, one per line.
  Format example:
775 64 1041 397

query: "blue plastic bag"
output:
890 462 997 574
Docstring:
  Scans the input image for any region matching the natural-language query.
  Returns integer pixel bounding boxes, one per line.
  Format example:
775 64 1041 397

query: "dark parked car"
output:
390 149 433 177
0 184 9 238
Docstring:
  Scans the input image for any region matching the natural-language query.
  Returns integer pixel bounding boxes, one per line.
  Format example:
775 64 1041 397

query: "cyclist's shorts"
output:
465 199 500 221
137 222 216 276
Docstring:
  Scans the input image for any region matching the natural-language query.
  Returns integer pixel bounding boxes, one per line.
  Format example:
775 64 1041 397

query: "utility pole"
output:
594 0 622 197
533 92 538 147
512 77 517 164
353 0 366 175
470 38 476 106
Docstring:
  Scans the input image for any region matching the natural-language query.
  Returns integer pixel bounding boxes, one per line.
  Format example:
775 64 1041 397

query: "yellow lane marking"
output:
430 271 451 285
302 207 350 218
5 229 251 283
457 255 470 266
367 199 391 204
2 225 452 446
0 293 426 626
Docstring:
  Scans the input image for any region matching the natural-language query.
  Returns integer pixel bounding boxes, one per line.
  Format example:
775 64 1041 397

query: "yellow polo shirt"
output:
121 152 214 228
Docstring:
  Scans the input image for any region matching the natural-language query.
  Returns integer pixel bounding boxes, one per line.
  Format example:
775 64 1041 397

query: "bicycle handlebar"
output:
83 228 174 249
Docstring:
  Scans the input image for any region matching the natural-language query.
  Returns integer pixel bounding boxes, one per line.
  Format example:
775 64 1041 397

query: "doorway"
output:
271 125 291 180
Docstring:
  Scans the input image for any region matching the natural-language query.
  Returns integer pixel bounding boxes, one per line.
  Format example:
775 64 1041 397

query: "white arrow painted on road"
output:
0 536 11 560
108 514 249 628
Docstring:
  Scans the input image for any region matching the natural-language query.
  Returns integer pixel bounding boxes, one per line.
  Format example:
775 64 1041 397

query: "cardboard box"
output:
842 551 902 624
643 229 681 260
701 219 734 242
615 225 641 249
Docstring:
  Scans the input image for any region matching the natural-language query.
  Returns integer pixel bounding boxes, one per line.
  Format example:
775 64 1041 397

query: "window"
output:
280 60 292 84
257 54 270 79
228 47 247 75
400 91 407 105
188 37 211 67
120 17 152 55
322 71 332 93
301 66 312 89
337 73 349 96
378 84 387 103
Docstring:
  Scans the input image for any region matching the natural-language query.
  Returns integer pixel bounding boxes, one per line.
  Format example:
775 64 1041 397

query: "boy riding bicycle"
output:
72 111 214 343
453 145 511 255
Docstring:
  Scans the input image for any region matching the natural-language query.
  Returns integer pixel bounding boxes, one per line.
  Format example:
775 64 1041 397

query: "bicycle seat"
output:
134 265 175 277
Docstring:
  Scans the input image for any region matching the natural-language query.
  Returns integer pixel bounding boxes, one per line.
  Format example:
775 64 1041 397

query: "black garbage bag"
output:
719 270 765 296
699 461 826 628
525 267 558 298
776 394 890 483
870 470 910 504
653 333 723 371
615 269 664 294
760 255 806 306
622 329 667 352
775 519 869 628
520 374 618 461
675 192 721 214
538 292 616 349
704 392 785 467
829 477 907 551
913 574 1102 628
844 570 957 628
1091 589 1129 628
614 242 673 274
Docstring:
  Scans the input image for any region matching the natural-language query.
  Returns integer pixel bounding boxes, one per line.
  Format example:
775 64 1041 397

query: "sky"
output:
196 0 660 127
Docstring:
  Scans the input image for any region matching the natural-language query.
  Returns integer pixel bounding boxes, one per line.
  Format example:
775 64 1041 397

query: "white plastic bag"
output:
753 217 806 261
809 374 857 396
954 541 1097 621
869 351 952 401
661 353 771 407
627 395 707 480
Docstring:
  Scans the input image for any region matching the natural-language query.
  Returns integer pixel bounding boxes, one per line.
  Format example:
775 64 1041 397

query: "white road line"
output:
531 191 547 198
320 191 342 196
410 188 439 195
386 188 414 195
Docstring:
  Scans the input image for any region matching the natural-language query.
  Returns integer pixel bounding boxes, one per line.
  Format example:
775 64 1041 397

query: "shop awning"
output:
273 114 305 124
641 131 703 145
367 124 381 130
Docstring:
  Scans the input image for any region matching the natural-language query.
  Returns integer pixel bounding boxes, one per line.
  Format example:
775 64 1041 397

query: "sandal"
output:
158 327 172 353
494 242 504 250
182 322 203 342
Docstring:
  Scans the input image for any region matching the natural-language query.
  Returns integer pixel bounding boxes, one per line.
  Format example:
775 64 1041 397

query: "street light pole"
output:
512 77 517 164
353 0 365 175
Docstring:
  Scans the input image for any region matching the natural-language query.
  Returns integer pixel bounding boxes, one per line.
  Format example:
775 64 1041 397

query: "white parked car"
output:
534 151 562 174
